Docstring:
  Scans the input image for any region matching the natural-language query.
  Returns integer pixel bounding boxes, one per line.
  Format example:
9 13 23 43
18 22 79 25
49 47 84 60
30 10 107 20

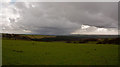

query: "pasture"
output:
2 39 119 65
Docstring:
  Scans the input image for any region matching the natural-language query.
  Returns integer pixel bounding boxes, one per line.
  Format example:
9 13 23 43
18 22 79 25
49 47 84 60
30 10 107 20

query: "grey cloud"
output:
1 2 118 35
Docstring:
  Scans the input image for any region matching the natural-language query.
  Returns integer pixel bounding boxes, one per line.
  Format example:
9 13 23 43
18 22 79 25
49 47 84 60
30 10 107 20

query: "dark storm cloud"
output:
31 27 75 35
1 2 118 35
34 2 118 28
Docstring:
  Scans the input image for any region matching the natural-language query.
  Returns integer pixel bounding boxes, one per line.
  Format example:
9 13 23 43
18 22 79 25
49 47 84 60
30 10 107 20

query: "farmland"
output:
2 38 119 65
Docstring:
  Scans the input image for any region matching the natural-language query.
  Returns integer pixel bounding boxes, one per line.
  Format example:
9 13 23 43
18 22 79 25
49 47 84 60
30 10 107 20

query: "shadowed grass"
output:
2 39 119 65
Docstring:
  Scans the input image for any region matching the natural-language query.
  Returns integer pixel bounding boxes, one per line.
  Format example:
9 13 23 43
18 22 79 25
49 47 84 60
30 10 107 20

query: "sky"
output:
0 2 119 35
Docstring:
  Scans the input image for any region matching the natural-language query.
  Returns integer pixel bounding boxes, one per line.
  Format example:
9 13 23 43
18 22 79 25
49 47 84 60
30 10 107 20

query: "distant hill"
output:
2 33 120 45
2 33 119 38
66 34 119 38
2 33 56 40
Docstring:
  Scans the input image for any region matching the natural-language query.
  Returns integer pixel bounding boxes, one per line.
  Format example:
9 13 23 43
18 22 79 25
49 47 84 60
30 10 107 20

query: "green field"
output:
2 39 119 65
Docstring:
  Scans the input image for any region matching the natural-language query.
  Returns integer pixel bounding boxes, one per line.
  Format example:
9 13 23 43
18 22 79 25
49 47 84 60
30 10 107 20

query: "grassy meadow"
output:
2 39 119 65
